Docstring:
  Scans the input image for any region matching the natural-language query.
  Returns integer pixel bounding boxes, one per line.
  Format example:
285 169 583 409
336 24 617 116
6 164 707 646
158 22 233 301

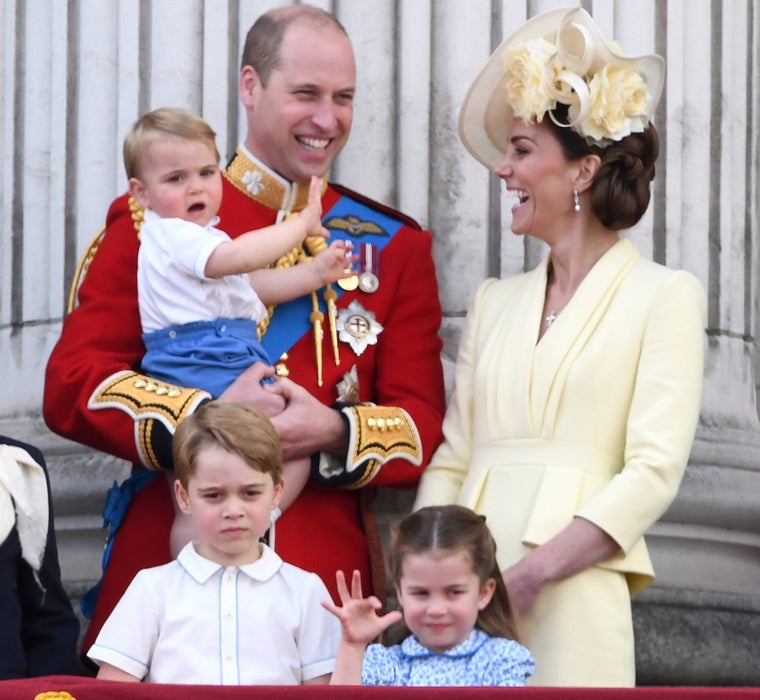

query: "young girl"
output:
323 504 535 686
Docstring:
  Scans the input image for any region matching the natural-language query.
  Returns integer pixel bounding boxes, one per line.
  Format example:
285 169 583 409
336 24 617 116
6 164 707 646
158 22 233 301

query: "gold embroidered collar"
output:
224 145 325 213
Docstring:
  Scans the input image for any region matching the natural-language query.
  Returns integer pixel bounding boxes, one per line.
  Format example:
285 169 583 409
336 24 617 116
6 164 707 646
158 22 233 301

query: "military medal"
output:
337 300 383 356
336 365 360 402
338 274 359 291
357 243 380 293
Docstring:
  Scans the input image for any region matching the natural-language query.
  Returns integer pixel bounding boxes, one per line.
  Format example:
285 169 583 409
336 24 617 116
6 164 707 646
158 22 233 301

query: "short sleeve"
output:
86 569 161 679
296 572 341 681
481 639 535 687
143 217 226 280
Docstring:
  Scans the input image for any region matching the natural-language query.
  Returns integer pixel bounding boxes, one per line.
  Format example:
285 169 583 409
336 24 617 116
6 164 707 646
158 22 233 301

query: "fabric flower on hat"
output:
504 38 559 124
501 33 654 145
578 64 651 142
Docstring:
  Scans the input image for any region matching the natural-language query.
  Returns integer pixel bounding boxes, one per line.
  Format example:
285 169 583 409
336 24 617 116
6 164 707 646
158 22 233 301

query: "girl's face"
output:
174 445 282 567
493 117 579 243
395 550 495 653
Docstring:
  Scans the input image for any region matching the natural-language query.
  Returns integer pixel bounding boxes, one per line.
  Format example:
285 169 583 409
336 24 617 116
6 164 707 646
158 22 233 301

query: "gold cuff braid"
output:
88 371 211 469
342 404 423 486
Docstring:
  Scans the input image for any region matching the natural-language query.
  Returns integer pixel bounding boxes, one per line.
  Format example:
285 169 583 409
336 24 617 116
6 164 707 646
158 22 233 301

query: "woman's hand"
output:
502 556 547 616
503 517 622 616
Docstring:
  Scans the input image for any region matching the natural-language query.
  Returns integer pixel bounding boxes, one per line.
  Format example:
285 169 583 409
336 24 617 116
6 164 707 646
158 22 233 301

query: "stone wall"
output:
1 0 759 684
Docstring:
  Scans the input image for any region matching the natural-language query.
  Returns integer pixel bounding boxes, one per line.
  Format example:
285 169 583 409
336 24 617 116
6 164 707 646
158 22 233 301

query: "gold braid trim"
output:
223 149 335 361
89 371 209 423
129 196 145 235
341 404 423 485
346 458 382 490
67 228 106 313
34 692 77 700
88 371 211 469
224 146 316 211
68 195 144 314
138 418 162 471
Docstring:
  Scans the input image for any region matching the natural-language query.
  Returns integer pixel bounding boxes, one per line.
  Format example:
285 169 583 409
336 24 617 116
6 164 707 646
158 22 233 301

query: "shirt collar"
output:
224 144 325 214
177 541 283 584
400 628 489 659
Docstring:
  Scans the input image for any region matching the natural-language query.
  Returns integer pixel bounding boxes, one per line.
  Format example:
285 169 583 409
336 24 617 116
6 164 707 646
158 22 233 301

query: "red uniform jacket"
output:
43 149 445 658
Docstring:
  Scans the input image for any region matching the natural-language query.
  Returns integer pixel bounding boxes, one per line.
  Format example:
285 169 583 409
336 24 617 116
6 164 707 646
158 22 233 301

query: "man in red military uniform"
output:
43 5 445 660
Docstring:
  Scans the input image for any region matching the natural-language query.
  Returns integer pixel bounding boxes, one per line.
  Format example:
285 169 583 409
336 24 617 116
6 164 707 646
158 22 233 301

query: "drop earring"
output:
573 188 581 212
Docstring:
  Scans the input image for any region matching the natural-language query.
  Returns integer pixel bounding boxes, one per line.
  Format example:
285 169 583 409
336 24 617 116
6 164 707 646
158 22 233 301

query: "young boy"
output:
125 107 354 554
87 401 340 684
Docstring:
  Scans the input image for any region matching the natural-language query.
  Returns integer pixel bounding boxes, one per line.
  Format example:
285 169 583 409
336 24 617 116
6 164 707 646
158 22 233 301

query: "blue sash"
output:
260 193 404 359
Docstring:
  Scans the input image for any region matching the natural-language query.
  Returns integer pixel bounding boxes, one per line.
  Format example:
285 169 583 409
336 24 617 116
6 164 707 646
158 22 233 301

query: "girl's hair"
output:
123 106 220 180
172 401 283 488
547 103 660 230
386 504 519 643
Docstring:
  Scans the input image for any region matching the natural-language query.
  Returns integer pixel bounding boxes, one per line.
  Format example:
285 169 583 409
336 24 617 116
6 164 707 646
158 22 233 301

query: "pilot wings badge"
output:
324 215 387 237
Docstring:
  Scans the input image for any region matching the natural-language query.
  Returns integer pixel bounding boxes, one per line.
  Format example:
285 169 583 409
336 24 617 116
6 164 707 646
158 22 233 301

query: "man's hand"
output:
218 362 286 417
267 376 348 461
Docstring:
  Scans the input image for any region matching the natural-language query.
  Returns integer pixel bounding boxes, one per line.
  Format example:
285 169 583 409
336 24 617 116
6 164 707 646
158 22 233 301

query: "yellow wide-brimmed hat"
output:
458 6 665 169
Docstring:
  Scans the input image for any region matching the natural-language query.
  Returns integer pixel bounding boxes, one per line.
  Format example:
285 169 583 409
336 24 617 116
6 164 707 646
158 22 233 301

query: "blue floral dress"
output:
361 628 535 686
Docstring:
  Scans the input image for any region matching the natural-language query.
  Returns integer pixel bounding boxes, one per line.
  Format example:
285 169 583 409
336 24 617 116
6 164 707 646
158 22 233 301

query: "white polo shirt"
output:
87 543 339 684
137 210 268 334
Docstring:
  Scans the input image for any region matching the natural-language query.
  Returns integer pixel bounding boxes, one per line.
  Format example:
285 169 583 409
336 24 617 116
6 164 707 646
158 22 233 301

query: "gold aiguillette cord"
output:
309 291 324 386
323 285 340 365
305 235 340 369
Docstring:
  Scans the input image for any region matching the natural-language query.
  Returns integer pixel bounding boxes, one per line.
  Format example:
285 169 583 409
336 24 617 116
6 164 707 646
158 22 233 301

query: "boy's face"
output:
174 444 283 567
128 135 222 228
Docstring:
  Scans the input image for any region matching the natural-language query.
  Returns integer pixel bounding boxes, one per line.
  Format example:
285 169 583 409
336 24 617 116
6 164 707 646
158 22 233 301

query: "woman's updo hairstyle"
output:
548 103 659 230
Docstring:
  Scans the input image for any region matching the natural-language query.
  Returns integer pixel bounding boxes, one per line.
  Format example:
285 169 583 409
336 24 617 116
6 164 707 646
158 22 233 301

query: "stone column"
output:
632 1 760 685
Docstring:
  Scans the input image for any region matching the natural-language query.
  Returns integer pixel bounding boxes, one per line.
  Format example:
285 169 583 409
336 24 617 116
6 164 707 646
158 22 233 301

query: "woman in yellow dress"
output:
414 7 706 687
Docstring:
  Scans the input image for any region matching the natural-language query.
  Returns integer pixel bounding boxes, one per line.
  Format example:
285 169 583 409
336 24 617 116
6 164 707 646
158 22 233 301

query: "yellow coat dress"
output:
414 239 706 686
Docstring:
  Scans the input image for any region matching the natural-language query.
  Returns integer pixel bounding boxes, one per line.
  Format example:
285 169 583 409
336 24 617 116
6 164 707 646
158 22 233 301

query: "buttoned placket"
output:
219 567 239 684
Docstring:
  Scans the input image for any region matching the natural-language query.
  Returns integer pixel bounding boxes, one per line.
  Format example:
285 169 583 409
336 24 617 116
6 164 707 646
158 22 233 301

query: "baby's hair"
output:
172 401 283 488
123 106 220 180
387 504 520 643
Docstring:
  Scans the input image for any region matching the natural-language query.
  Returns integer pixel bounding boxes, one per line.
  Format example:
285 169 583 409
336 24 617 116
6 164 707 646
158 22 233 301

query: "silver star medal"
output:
337 300 383 356
336 364 360 402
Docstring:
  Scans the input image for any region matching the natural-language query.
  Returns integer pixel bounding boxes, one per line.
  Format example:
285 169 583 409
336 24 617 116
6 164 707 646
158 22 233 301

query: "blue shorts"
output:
142 318 271 397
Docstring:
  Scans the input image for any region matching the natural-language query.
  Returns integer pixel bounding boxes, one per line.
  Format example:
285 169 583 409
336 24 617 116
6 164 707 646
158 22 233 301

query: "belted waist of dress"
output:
475 439 621 479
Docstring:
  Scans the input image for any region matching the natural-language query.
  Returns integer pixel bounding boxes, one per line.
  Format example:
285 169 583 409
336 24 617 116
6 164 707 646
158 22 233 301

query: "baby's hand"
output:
321 570 402 645
314 240 357 284
301 176 329 239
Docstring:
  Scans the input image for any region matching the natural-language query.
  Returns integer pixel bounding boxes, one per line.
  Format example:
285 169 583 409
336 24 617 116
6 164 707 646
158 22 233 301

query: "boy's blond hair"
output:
172 402 284 488
123 106 220 179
